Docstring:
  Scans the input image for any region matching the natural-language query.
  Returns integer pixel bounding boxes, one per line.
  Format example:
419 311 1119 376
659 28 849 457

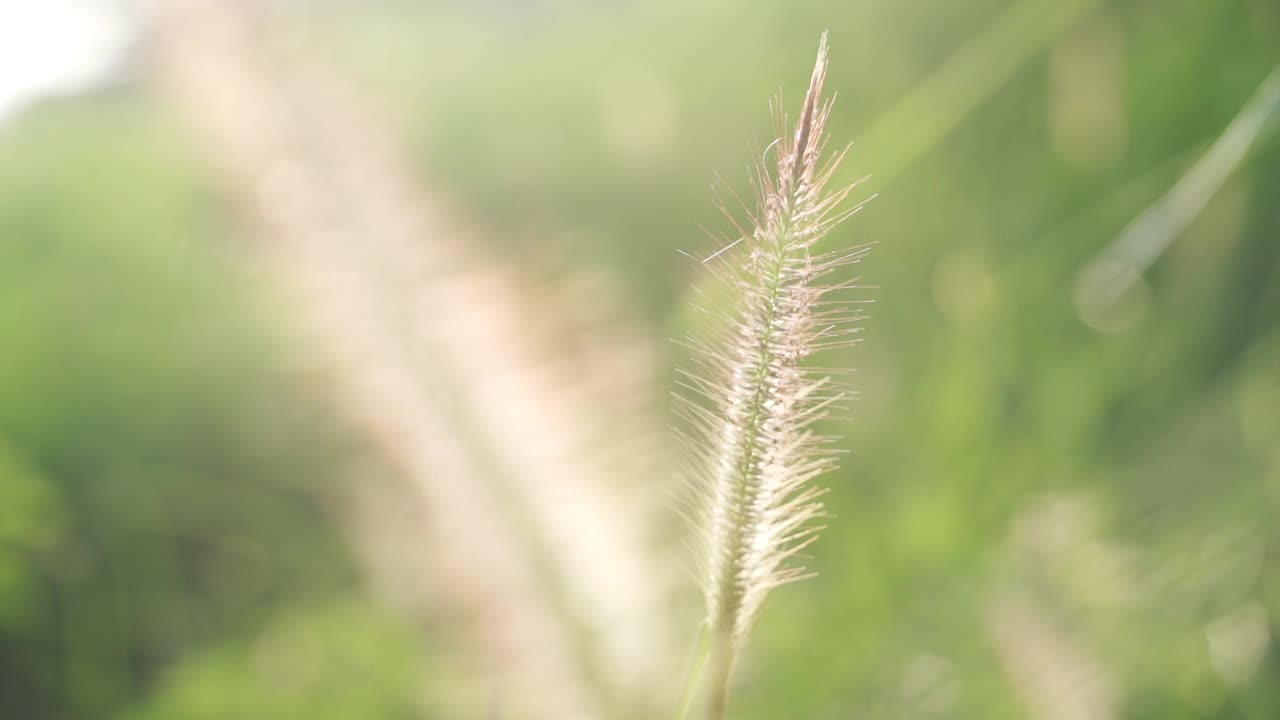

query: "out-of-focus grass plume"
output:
1 0 1279 718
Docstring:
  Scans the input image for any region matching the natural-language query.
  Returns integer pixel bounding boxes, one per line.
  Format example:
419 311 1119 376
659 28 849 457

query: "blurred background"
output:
1 0 1279 718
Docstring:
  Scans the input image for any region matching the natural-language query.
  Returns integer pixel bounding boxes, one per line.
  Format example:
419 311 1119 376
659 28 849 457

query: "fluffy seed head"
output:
678 32 872 651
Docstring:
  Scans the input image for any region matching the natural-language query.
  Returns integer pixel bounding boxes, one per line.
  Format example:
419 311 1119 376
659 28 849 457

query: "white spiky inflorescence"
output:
677 33 872 715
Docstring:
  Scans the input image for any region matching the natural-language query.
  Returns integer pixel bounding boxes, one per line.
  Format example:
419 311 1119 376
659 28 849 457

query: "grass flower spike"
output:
678 33 872 718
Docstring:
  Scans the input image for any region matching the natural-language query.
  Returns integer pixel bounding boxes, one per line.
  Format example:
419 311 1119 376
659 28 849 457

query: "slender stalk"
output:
677 624 711 720
706 631 737 720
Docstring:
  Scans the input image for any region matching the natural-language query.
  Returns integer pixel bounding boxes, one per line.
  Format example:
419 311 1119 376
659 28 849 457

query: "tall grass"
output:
677 33 872 719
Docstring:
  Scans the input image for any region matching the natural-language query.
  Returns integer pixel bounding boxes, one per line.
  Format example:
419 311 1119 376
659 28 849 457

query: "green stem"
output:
706 631 736 720
678 624 711 720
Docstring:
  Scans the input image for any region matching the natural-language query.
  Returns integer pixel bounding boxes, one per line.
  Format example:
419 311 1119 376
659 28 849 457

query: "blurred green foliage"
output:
3 0 1280 717
0 98 419 717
